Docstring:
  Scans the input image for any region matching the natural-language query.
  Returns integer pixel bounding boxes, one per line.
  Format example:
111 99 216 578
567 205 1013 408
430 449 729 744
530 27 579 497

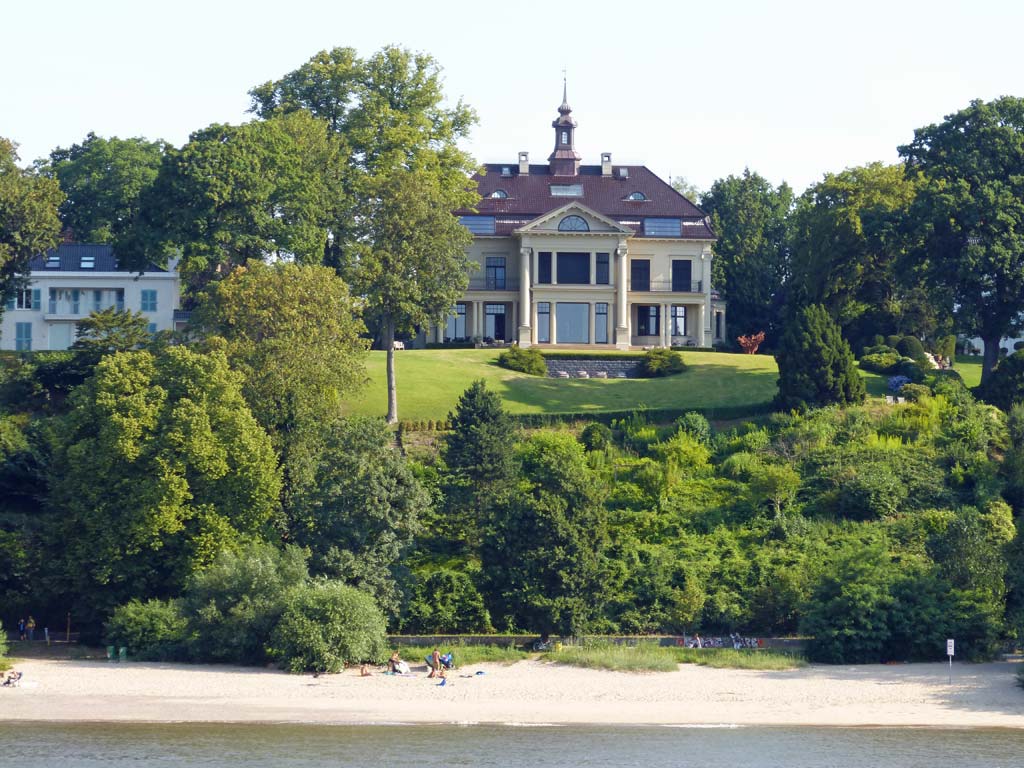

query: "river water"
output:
1 722 1021 767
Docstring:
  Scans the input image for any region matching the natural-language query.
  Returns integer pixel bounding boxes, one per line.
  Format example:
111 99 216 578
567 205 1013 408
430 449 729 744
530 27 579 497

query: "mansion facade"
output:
436 90 725 349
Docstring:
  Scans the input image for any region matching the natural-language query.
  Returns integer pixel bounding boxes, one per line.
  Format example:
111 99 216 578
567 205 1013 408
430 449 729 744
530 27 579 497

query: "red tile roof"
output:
461 164 715 240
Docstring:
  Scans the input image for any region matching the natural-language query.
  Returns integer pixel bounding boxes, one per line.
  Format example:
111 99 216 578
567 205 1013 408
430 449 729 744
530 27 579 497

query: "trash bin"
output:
106 645 115 661
118 647 127 661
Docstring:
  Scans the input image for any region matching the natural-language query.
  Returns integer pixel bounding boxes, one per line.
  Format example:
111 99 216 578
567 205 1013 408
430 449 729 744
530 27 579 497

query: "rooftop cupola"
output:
548 79 581 176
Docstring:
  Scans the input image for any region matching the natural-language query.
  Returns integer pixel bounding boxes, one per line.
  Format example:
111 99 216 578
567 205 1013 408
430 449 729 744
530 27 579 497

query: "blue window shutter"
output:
32 289 41 310
4 296 13 310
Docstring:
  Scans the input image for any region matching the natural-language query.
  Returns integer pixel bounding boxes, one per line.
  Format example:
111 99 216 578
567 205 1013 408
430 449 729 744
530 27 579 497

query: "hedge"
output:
509 402 773 427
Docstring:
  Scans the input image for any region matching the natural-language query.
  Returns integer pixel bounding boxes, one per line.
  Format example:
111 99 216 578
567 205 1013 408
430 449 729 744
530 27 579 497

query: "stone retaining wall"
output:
545 359 642 378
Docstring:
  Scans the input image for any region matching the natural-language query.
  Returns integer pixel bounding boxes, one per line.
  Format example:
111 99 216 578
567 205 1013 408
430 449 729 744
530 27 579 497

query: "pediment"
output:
513 202 633 235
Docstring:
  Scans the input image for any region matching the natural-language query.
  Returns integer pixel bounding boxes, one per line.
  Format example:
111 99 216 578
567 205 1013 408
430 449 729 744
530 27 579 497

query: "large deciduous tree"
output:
787 163 941 349
125 111 345 283
899 97 1024 381
700 170 793 341
46 346 281 630
191 262 367 506
44 133 167 244
0 138 63 317
250 46 480 423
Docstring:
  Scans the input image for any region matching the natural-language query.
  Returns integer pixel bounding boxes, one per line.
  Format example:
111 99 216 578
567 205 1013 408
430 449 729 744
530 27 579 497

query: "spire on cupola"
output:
548 75 581 176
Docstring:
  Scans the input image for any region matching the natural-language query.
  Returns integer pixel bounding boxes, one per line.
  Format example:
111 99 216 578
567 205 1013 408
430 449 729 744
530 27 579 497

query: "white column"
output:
550 302 558 345
615 245 629 349
551 252 558 285
696 302 706 347
663 303 670 347
588 302 596 345
518 247 532 346
590 252 597 285
474 301 482 338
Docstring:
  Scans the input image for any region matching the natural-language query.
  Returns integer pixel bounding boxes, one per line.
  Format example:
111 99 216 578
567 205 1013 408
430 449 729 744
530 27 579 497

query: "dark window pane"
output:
596 253 609 284
537 302 550 343
557 252 590 284
596 302 608 344
631 260 650 291
672 259 693 291
538 252 552 284
643 218 681 237
637 305 660 336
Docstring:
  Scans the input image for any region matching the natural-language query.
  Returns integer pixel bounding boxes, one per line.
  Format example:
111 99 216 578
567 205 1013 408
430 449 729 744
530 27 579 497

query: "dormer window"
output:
500 166 511 176
490 189 508 199
627 191 647 201
550 184 583 197
558 215 589 232
46 253 60 268
81 255 95 269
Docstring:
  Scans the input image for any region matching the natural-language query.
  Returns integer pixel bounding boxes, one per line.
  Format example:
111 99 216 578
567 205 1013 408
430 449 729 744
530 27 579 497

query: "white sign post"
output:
946 639 954 684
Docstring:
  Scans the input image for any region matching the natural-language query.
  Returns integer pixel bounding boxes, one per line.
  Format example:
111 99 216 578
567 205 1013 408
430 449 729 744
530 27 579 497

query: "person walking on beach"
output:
26 616 35 642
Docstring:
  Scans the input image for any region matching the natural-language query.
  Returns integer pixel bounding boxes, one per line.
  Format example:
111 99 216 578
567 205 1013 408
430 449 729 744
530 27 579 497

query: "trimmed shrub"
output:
497 346 547 376
675 411 712 445
981 351 1024 411
863 343 898 357
639 348 686 378
885 335 902 349
892 358 927 383
104 599 189 661
271 581 388 673
899 383 931 402
896 336 927 361
580 422 613 452
860 351 901 374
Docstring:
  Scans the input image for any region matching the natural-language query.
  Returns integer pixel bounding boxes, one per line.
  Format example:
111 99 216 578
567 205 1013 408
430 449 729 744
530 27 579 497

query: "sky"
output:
3 0 1023 195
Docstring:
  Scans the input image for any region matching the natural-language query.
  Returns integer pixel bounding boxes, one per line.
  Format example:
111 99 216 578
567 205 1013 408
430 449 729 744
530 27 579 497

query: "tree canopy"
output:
0 138 63 313
44 132 167 244
899 97 1024 380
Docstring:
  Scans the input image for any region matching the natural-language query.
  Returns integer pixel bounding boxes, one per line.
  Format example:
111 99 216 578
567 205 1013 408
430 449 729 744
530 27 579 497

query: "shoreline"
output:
1 658 1022 729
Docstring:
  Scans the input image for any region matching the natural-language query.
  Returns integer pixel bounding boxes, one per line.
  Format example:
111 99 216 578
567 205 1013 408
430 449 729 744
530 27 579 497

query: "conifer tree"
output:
774 304 865 410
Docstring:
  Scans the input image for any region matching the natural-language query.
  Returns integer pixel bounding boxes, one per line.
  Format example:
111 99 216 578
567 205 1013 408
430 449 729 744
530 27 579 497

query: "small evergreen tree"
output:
441 380 517 547
774 304 865 410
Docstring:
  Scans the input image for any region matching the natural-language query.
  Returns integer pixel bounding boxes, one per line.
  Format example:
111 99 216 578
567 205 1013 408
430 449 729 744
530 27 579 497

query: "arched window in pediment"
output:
558 214 590 232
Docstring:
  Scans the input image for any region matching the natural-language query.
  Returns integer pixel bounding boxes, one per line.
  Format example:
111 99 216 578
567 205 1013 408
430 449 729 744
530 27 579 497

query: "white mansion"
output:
0 243 182 351
436 90 725 349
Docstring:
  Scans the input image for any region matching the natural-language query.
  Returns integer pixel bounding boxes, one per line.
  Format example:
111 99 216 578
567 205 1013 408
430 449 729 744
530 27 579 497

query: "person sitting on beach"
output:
388 651 402 673
2 671 22 687
427 648 445 679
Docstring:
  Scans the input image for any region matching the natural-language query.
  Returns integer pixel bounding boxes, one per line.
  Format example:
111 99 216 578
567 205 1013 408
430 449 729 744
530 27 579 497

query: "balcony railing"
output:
48 299 124 315
467 277 520 291
629 280 703 293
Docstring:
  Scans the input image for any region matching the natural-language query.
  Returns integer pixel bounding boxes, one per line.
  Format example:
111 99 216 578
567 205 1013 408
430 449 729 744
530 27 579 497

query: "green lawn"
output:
345 349 780 421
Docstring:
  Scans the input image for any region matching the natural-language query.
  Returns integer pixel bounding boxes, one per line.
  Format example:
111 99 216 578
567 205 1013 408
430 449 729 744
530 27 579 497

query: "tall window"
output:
445 304 467 340
637 305 659 337
538 252 552 284
671 306 686 337
485 304 507 341
537 302 551 343
630 260 650 291
93 289 103 312
561 130 568 144
556 303 589 344
485 257 506 289
141 290 157 312
715 311 722 339
672 260 693 292
595 303 609 344
596 253 609 284
556 252 590 284
15 322 32 351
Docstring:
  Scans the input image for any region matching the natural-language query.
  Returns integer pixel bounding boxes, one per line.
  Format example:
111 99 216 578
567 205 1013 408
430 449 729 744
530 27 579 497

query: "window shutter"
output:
32 289 41 310
5 296 14 310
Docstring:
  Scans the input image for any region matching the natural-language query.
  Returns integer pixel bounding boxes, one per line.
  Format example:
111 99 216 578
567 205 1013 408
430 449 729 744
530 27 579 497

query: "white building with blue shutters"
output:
0 243 182 351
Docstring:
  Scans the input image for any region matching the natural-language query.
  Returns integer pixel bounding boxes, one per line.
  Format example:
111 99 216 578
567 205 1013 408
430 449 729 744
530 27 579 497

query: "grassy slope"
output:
345 350 779 421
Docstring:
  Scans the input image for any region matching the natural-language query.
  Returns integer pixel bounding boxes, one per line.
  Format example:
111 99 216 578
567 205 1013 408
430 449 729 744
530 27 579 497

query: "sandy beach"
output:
1 657 1022 728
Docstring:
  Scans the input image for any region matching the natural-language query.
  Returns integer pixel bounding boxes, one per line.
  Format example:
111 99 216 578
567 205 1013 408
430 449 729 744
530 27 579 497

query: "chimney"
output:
601 152 612 176
518 151 529 175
